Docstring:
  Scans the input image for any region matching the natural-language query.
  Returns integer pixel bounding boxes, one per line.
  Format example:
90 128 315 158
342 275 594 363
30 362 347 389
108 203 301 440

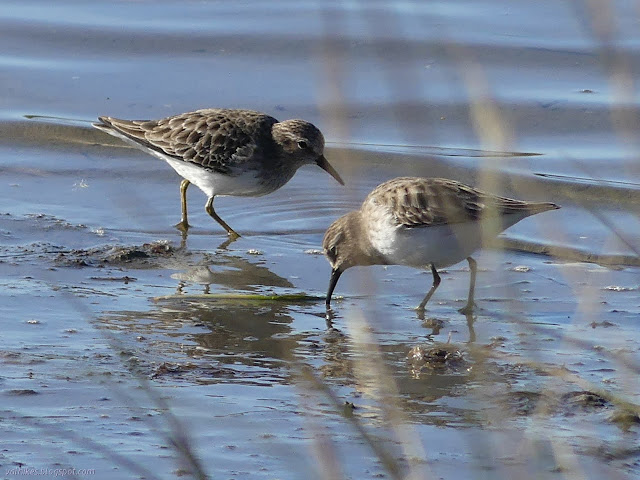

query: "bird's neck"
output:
346 212 387 266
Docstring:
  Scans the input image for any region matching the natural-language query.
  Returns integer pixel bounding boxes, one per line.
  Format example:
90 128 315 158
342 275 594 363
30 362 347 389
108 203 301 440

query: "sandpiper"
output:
94 108 344 237
323 177 559 313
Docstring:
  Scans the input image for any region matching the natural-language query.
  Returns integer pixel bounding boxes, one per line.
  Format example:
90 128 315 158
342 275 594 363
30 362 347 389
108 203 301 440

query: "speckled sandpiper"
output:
94 108 344 237
323 177 559 313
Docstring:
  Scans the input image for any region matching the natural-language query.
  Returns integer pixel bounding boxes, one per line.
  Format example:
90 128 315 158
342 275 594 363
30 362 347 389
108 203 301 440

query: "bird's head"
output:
273 119 344 185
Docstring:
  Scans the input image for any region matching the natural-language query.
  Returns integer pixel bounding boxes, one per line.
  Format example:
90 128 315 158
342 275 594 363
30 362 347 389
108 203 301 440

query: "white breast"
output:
164 157 263 197
367 205 523 269
388 222 486 268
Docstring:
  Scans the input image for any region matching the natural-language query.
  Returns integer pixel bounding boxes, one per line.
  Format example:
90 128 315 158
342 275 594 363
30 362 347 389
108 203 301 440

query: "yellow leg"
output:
418 264 441 311
174 179 191 232
458 257 477 314
205 196 240 238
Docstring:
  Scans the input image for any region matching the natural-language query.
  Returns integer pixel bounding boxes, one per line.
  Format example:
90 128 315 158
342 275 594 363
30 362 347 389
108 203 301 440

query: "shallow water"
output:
1 1 640 479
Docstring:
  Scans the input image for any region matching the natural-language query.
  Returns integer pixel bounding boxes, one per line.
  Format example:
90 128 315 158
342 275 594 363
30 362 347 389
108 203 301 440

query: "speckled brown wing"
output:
97 109 279 174
366 177 541 227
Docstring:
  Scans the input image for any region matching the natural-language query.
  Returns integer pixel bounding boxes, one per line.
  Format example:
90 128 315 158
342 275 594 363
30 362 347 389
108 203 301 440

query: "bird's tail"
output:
526 202 561 215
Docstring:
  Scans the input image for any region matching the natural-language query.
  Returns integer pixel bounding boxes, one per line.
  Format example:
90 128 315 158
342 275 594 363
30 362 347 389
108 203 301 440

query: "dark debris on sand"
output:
54 241 177 268
408 343 467 372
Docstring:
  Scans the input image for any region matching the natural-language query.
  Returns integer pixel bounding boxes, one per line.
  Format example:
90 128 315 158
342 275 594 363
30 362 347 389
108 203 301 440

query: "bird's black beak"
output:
326 268 343 307
316 155 345 186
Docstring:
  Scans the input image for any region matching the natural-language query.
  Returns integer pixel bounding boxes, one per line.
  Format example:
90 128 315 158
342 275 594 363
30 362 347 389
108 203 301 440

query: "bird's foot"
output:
325 306 335 328
217 234 240 250
458 303 476 315
174 220 190 233
415 306 426 318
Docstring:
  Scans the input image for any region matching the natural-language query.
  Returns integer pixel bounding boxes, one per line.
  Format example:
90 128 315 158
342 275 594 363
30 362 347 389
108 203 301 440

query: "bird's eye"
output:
297 140 309 150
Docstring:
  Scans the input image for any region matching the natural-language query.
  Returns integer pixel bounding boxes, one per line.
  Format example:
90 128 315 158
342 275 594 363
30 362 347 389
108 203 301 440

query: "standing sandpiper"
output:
323 177 559 313
94 108 344 237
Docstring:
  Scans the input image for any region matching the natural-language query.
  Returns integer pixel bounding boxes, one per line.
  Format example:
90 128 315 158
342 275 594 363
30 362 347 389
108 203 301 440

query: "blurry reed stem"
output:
299 364 405 480
36 269 210 480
